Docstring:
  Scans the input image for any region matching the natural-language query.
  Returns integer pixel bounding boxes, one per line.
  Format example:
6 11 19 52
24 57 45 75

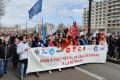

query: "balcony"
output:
107 22 120 24
107 0 118 3
108 17 120 19
107 10 120 13
107 1 120 6
108 6 120 10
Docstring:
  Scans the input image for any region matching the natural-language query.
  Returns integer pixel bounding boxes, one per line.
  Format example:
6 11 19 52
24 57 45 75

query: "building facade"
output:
83 0 120 34
0 25 21 33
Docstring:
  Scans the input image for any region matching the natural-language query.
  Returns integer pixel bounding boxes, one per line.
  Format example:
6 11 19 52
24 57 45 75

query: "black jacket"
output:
0 43 12 60
11 43 19 60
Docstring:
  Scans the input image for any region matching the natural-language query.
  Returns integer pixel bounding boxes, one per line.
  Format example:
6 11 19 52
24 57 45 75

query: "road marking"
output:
75 67 105 80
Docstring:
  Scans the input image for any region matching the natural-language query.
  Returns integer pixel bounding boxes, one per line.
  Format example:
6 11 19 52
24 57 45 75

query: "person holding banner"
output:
38 35 45 47
17 36 30 80
79 35 89 45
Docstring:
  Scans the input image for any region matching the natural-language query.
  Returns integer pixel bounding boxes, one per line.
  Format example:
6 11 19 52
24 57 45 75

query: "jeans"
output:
19 59 28 80
0 60 8 75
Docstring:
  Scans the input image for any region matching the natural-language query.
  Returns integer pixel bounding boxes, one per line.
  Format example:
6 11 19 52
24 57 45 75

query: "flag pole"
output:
26 21 27 33
41 17 43 40
38 17 43 47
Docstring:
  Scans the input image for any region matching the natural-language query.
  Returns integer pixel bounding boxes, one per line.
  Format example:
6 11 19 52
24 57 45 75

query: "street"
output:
0 62 120 80
0 0 120 80
79 62 120 80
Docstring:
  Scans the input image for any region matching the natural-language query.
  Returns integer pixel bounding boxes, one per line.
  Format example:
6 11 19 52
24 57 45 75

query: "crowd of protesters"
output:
0 30 119 80
107 35 120 60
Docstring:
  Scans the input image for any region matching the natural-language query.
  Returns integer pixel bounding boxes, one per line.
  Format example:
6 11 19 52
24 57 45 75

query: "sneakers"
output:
35 72 39 77
49 70 52 74
113 58 117 60
59 68 62 72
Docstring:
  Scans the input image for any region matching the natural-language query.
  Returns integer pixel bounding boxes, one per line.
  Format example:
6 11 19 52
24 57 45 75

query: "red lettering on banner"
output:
62 56 73 60
84 54 100 57
66 47 71 53
63 57 67 60
62 62 64 65
50 58 53 62
62 59 83 65
40 59 44 63
54 58 60 61
85 54 88 57
80 55 84 58
70 61 73 64
73 46 76 52
40 57 61 63
40 54 100 64
40 59 50 63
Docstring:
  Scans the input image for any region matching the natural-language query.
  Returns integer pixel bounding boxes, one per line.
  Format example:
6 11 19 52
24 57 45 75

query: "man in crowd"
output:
117 37 120 60
17 36 30 80
0 37 12 77
11 37 19 69
107 35 116 59
79 35 89 45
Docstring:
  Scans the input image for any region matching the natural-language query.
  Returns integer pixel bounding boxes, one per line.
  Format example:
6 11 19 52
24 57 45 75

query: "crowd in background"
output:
0 29 120 80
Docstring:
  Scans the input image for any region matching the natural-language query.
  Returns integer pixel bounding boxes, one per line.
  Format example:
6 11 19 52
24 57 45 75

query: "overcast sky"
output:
1 0 102 28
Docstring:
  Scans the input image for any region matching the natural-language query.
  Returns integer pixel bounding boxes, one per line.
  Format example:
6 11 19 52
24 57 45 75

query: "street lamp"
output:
88 0 93 37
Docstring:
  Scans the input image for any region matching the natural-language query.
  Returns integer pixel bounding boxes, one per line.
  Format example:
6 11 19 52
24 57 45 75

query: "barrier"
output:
26 45 108 74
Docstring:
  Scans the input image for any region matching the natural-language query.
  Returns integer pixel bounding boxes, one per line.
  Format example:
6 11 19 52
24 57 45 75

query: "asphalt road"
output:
79 62 120 80
0 62 120 80
0 62 97 80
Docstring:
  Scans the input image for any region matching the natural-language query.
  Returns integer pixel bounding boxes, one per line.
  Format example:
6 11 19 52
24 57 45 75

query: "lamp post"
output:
88 0 93 37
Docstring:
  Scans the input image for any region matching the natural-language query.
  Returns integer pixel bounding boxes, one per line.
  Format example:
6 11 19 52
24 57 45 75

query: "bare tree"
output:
58 23 66 31
0 0 5 18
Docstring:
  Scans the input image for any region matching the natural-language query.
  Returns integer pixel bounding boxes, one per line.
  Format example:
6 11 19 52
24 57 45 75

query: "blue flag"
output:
42 25 46 44
29 0 42 19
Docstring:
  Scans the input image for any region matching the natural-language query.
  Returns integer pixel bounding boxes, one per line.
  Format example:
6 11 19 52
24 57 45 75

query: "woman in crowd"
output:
49 36 55 47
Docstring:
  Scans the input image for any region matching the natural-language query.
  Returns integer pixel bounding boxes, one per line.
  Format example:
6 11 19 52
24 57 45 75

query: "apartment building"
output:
107 0 120 33
83 0 120 34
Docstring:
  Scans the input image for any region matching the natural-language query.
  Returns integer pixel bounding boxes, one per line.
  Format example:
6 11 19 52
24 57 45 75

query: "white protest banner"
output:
26 45 107 74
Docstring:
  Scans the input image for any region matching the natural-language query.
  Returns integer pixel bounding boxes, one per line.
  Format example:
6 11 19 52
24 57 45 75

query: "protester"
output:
90 37 96 45
32 35 44 77
49 36 55 47
107 35 116 59
0 37 12 77
17 36 30 80
38 35 44 47
95 33 100 45
0 27 119 79
116 37 120 60
26 35 33 47
79 35 89 45
32 34 38 47
12 37 19 69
